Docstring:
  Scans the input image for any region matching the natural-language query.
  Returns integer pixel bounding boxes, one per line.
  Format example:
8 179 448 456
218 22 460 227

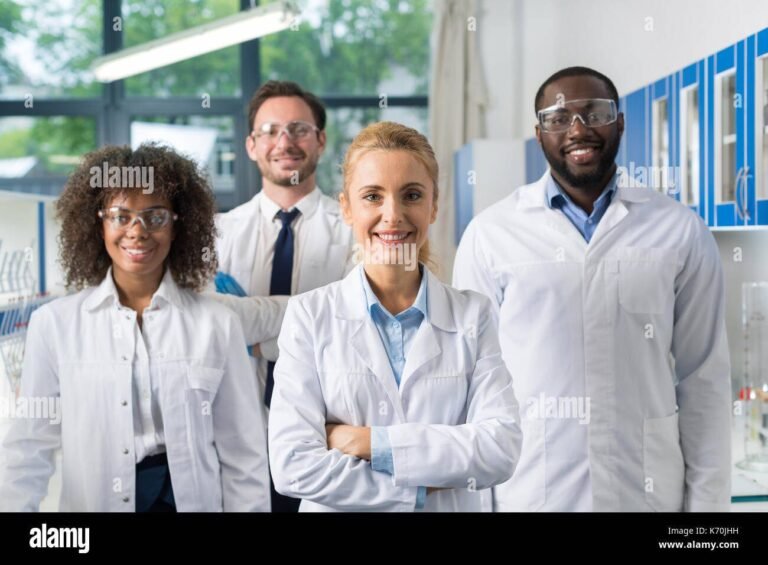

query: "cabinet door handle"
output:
735 166 751 223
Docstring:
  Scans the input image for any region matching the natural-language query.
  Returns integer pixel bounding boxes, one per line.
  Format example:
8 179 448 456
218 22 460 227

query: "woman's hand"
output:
326 424 371 461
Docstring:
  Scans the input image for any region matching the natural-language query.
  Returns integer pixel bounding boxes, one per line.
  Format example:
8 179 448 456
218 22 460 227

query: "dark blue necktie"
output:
265 208 301 407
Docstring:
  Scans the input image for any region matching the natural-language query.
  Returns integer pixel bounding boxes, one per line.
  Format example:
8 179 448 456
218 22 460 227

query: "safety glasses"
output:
251 120 320 143
98 206 178 232
537 98 618 133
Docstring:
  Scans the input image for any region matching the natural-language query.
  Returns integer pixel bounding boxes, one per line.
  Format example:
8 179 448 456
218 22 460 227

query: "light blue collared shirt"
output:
361 266 428 509
545 173 618 242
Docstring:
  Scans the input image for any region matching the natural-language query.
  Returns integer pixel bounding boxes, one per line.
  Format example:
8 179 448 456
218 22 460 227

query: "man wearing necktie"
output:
215 81 355 512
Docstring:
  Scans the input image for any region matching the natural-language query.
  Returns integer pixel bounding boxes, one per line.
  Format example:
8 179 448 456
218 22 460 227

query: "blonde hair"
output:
341 121 439 271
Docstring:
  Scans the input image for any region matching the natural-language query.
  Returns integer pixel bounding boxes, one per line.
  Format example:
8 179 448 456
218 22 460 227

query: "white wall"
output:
479 0 768 139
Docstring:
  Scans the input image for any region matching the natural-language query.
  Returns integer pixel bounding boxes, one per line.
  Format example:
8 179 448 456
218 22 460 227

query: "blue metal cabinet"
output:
754 27 768 224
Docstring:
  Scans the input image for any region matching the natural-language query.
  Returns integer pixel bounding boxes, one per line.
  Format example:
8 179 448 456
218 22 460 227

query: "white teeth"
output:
570 148 594 155
377 233 408 241
125 248 151 256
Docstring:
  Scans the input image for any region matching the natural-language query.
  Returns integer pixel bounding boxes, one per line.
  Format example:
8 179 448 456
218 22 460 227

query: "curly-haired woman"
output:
0 143 270 512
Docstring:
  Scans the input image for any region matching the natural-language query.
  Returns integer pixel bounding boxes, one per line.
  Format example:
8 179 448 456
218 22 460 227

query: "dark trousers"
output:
136 452 176 513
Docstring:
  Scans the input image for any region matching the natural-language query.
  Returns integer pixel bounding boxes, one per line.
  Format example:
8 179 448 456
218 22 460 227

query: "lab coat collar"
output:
360 264 428 319
518 168 651 211
83 266 184 312
258 187 322 221
336 263 456 332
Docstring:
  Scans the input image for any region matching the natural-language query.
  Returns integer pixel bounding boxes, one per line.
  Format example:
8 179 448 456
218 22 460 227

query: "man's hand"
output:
251 343 261 358
326 424 371 461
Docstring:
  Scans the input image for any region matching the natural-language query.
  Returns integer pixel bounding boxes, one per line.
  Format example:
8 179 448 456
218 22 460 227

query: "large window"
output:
0 116 97 177
319 106 428 192
0 0 102 99
130 114 237 193
122 0 242 98
261 0 430 97
0 0 431 208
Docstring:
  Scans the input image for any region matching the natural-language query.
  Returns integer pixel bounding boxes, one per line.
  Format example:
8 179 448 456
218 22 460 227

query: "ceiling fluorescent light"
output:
93 1 299 82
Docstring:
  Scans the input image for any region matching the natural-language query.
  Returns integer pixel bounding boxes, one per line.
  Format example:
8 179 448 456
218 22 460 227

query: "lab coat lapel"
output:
297 201 334 294
519 173 588 251
349 318 405 422
399 270 453 390
230 196 262 294
336 267 405 422
589 197 628 245
398 322 441 390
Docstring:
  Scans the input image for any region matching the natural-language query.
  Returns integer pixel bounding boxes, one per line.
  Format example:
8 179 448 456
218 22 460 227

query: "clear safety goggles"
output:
251 120 320 143
537 98 618 133
98 206 178 232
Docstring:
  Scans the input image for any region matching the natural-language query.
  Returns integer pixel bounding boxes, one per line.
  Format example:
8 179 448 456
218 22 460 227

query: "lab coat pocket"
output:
411 374 468 424
643 412 685 512
185 366 224 453
617 247 677 314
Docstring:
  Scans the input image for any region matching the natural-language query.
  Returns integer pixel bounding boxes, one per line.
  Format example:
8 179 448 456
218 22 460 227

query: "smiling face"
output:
246 95 326 189
535 75 624 191
102 191 175 285
340 149 437 268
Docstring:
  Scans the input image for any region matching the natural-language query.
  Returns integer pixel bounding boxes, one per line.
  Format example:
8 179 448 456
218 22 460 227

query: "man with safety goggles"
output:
212 80 355 513
455 66 731 513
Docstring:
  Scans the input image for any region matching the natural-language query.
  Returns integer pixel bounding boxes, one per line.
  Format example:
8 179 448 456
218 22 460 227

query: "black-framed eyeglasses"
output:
98 206 178 232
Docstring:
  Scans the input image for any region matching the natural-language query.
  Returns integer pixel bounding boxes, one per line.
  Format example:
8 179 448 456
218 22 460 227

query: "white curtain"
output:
428 0 487 281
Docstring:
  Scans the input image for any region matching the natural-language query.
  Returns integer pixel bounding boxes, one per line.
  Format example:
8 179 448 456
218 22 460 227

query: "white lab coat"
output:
214 190 354 383
453 171 731 512
268 264 522 512
0 269 269 512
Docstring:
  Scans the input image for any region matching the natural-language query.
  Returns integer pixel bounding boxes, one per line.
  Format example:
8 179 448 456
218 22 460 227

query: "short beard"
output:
546 135 620 189
262 153 320 188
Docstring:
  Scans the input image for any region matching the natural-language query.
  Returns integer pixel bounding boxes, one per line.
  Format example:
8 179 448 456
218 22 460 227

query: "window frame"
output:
0 0 429 210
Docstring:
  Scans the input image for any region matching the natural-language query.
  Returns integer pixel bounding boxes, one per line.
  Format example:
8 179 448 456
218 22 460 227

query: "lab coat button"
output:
122 448 129 455
121 400 128 406
122 496 130 503
121 355 128 361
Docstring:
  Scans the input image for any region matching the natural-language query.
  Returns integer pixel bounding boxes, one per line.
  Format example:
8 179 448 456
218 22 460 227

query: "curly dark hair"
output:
56 142 218 291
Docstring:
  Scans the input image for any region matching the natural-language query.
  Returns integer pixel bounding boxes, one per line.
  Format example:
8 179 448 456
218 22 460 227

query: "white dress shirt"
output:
215 188 355 388
251 189 321 296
